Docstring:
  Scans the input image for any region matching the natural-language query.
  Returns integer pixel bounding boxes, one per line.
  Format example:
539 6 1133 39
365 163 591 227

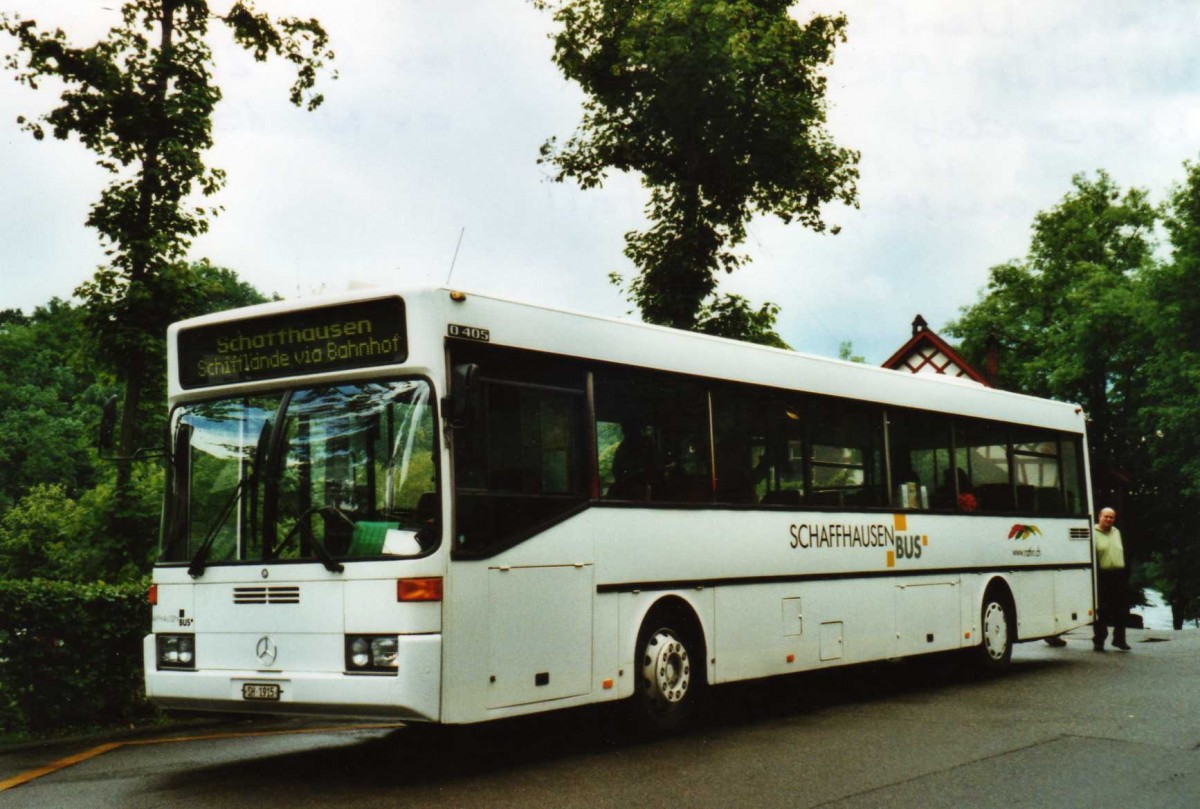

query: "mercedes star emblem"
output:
256 636 278 667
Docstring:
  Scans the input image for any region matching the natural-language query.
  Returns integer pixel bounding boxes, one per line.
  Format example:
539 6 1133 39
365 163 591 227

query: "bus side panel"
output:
440 559 490 724
440 512 598 724
484 563 593 709
713 584 807 683
1054 568 1094 634
712 580 901 683
594 590 622 701
1004 567 1093 641
1009 570 1058 639
894 579 962 656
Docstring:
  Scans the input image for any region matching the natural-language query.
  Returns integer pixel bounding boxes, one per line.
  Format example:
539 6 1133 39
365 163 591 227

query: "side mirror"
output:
97 393 165 461
445 363 481 429
99 395 119 456
164 422 193 542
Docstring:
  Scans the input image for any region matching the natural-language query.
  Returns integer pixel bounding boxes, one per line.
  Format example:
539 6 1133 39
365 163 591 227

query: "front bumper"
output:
143 633 441 722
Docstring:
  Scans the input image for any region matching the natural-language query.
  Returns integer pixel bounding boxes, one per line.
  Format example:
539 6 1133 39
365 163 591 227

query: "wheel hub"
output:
983 601 1008 659
642 630 690 704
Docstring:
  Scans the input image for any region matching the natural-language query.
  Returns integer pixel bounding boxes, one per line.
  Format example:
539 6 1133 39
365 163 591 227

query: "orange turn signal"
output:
397 577 443 602
148 583 158 606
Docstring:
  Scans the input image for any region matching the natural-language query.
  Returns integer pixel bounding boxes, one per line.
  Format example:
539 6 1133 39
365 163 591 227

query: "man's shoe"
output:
1093 644 1105 652
1045 636 1067 647
1113 641 1131 651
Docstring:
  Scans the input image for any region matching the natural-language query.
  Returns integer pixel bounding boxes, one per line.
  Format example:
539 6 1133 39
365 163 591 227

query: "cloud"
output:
1 0 1198 367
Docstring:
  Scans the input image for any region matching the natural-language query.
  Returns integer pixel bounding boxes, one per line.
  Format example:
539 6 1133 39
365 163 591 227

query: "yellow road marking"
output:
0 723 404 792
0 743 122 792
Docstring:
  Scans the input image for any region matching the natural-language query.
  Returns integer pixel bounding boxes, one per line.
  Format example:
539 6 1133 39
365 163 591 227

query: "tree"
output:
0 300 109 515
0 264 270 581
837 340 864 363
0 1 334 506
536 0 859 335
945 171 1158 485
1138 156 1200 625
946 170 1178 618
77 258 275 448
695 294 788 348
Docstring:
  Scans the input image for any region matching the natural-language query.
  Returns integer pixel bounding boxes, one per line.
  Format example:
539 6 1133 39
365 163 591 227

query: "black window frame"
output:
445 341 1091 559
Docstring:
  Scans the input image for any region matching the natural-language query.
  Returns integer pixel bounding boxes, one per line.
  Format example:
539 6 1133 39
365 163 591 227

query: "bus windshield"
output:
161 379 438 566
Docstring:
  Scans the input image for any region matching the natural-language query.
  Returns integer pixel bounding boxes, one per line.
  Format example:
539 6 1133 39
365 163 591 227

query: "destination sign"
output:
178 297 407 389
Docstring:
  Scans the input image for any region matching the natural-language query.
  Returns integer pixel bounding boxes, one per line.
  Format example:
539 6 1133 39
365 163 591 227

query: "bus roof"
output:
168 285 1086 434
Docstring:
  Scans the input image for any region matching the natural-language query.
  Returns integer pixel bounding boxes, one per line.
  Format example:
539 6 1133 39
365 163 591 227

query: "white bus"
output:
146 286 1094 731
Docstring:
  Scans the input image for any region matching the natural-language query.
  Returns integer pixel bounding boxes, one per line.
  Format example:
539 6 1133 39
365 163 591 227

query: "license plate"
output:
242 683 281 701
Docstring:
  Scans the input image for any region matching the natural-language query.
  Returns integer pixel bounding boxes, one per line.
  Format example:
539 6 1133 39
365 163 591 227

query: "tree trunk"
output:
113 0 176 564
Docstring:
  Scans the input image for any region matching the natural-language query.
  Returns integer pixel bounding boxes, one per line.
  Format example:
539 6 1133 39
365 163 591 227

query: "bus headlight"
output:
345 635 399 674
157 634 196 670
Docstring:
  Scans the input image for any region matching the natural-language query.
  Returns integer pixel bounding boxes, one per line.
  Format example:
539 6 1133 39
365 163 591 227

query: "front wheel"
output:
975 594 1014 670
632 609 705 734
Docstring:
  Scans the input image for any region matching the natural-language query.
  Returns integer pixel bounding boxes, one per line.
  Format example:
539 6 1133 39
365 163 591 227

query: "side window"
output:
955 419 1011 512
807 398 885 507
1011 427 1065 514
888 409 954 510
595 369 712 503
452 348 588 556
712 388 884 508
465 383 582 495
1061 436 1085 514
766 398 807 504
711 387 773 504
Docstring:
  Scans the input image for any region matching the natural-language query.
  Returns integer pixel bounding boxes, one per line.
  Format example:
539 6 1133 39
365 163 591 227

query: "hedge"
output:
0 578 152 736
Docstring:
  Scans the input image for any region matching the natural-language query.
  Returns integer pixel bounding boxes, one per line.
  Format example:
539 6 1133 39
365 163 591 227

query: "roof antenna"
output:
446 227 466 286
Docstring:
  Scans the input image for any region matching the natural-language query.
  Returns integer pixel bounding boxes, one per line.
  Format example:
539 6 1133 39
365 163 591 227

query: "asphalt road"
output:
3 627 1199 808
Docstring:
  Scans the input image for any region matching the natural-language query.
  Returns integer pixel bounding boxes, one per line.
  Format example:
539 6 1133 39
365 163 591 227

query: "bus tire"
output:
631 605 705 734
975 591 1014 670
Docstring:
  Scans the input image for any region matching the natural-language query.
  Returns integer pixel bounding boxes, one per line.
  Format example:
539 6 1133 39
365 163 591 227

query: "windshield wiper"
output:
187 477 247 578
299 509 346 574
271 506 346 574
187 419 271 579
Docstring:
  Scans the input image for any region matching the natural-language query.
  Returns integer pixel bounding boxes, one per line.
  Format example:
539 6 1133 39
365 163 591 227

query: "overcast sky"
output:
1 1 1198 363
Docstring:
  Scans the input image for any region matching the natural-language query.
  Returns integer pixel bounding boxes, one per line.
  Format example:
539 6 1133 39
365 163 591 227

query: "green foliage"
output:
945 170 1157 477
838 340 865 363
0 299 113 514
695 294 789 348
1143 159 1200 497
0 264 270 585
0 1 333 487
0 485 95 581
0 578 151 736
1137 157 1200 624
0 478 161 584
76 259 275 451
947 161 1200 623
1 1 333 279
537 0 859 332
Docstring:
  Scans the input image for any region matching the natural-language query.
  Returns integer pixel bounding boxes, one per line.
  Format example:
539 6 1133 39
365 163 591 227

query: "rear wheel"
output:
976 593 1013 670
632 608 705 733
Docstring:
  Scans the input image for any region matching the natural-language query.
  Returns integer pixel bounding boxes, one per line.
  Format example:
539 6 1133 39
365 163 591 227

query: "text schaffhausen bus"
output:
789 522 926 562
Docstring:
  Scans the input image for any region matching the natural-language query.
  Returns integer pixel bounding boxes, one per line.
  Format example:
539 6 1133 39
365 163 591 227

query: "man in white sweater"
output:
1093 507 1131 652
